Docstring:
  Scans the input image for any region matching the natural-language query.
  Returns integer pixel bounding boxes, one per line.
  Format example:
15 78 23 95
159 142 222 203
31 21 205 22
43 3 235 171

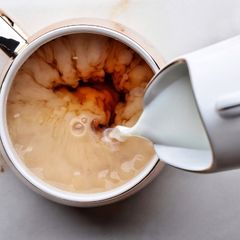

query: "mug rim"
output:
0 24 163 205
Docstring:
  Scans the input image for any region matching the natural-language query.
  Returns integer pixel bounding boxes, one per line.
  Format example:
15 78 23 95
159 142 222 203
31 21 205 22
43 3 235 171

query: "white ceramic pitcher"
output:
116 35 240 173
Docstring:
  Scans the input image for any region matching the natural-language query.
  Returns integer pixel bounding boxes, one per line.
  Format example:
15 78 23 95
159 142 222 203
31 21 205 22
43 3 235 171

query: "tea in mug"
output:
7 34 156 193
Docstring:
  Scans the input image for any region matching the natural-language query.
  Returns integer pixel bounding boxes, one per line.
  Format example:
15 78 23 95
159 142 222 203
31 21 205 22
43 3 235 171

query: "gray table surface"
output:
1 1 240 239
1 164 240 240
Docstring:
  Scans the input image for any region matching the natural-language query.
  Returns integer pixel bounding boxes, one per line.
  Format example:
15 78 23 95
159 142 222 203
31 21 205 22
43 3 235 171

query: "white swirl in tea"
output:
7 34 156 193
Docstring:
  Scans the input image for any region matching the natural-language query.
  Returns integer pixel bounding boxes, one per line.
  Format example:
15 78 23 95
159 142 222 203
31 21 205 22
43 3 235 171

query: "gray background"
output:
1 0 240 239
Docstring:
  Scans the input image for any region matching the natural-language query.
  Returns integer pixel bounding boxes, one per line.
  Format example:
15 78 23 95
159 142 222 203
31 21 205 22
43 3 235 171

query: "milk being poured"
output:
109 62 212 171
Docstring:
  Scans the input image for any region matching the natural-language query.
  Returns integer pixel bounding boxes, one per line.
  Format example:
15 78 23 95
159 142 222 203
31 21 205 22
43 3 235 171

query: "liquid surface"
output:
7 34 156 193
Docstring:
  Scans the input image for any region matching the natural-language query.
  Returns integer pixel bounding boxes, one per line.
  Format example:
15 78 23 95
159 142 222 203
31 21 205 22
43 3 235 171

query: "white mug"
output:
0 11 165 207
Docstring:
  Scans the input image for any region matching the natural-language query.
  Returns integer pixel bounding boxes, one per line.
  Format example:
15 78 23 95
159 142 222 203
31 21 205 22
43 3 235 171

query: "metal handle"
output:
0 11 27 58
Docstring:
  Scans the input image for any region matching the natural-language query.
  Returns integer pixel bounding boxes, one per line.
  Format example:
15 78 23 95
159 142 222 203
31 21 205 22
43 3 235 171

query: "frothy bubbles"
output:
70 116 89 137
102 126 132 145
100 128 119 151
102 128 120 145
